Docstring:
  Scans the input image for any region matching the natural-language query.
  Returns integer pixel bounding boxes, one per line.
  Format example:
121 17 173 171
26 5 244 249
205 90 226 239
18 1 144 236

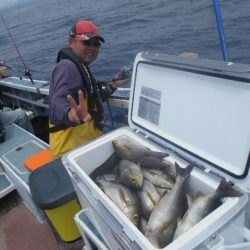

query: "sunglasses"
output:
81 39 101 48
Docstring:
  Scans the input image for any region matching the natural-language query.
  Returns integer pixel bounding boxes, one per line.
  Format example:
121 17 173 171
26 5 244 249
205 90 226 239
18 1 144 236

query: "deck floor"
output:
0 191 84 250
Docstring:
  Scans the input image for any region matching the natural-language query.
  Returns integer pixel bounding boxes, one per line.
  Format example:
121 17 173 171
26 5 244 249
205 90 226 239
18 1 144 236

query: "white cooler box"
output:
63 52 250 250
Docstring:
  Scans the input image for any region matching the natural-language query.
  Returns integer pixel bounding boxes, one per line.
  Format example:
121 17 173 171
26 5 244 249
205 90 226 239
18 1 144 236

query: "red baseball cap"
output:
69 20 105 43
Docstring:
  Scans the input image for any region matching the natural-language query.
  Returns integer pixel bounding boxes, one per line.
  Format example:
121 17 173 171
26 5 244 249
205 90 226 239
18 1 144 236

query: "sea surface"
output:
0 0 249 81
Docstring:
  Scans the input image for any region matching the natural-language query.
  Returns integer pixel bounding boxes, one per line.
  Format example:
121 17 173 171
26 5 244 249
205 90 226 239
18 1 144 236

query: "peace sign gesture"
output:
67 90 92 124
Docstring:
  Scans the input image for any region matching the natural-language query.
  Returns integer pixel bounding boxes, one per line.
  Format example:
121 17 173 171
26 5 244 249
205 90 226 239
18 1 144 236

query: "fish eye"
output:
131 179 140 187
133 214 139 221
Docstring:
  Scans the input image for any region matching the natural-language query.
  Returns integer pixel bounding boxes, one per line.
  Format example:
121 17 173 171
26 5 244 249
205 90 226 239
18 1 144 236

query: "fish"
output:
117 159 143 190
142 168 175 189
173 178 243 240
139 156 176 179
138 180 161 219
145 162 193 248
96 178 141 227
156 188 189 226
154 186 170 197
96 173 119 183
139 217 148 235
112 138 169 162
90 152 119 179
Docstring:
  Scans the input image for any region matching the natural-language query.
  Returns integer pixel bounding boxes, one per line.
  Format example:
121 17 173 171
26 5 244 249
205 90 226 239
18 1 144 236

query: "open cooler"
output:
63 52 250 250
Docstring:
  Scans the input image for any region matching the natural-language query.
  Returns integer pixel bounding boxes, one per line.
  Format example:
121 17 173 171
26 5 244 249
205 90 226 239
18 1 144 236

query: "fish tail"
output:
216 178 243 198
175 162 193 178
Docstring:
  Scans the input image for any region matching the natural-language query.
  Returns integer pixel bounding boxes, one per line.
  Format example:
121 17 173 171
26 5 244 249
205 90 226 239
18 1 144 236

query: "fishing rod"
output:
213 0 229 62
0 12 34 84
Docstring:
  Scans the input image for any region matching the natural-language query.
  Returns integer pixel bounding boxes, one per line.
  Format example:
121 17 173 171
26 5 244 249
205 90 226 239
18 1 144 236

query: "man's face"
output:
71 37 101 64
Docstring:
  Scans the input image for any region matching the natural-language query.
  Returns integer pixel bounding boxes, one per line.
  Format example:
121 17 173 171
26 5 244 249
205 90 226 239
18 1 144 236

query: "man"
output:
0 101 34 134
0 65 34 134
49 20 128 159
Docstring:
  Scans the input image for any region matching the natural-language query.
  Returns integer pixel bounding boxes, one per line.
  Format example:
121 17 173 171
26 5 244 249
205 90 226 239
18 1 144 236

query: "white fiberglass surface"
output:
130 62 250 177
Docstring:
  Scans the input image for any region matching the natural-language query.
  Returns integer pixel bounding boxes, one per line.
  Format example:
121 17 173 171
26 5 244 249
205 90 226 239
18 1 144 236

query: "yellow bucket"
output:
45 199 81 242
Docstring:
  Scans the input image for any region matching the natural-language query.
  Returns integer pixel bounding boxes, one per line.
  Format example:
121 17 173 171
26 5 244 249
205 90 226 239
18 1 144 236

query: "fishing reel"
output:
112 66 132 82
22 69 34 84
24 69 33 79
16 69 33 83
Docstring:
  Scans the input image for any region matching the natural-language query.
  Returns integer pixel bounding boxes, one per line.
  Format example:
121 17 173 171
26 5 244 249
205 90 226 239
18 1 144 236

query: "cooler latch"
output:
134 129 151 140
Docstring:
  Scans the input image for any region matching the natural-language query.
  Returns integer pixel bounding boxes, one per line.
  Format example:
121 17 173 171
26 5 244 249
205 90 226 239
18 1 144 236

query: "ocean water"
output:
0 0 249 81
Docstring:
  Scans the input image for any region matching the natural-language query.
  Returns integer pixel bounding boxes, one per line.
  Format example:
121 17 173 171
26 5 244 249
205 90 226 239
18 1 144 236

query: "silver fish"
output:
112 138 169 162
139 156 176 179
117 159 143 190
145 163 193 248
139 217 148 235
174 178 243 240
138 180 161 219
96 178 140 227
155 186 170 197
96 173 119 183
142 168 175 189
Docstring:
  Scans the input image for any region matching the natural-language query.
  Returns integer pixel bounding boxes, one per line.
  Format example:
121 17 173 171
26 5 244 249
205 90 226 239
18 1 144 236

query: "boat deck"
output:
0 190 84 250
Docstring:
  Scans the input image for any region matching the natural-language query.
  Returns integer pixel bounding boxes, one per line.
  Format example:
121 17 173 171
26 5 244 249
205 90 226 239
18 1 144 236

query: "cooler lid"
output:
128 52 250 179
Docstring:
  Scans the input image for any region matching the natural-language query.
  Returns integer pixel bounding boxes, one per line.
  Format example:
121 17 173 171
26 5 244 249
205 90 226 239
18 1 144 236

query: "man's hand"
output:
67 90 92 124
112 78 129 88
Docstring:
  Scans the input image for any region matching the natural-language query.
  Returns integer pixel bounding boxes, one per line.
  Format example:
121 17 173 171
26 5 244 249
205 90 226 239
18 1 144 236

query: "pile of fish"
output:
90 137 243 248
